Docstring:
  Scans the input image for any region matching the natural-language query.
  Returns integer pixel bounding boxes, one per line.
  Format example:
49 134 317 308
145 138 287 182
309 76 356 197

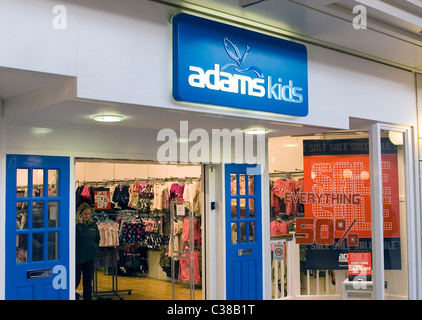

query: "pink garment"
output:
296 178 304 192
170 183 184 200
272 179 286 198
81 185 91 199
182 219 190 242
271 189 281 213
271 179 286 214
285 179 297 216
270 220 289 236
182 219 201 244
179 249 201 284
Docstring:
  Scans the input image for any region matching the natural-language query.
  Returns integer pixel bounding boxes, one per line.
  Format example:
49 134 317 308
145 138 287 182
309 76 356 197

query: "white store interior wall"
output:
75 162 202 182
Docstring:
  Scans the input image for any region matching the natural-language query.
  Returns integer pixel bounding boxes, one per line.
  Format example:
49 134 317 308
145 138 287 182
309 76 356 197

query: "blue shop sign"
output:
172 13 308 117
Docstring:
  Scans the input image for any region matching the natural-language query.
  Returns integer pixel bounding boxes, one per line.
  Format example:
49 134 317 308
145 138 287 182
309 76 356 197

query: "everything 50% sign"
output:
295 218 359 246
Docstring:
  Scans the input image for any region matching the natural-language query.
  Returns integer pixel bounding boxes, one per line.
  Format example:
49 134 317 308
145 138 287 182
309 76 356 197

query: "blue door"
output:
6 155 70 300
225 164 262 300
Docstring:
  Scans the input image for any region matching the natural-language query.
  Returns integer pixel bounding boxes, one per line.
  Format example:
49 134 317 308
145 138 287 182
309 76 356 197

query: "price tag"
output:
176 204 185 216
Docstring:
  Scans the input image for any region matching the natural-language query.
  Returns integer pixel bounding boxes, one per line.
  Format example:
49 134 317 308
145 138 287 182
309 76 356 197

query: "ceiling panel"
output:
168 0 422 71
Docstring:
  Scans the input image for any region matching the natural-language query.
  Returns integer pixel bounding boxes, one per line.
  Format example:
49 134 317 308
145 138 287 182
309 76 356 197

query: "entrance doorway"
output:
74 159 203 300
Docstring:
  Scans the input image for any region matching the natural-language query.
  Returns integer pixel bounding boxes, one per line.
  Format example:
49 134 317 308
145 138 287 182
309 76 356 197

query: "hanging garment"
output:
183 183 195 205
181 219 201 245
285 179 297 216
138 197 151 213
81 185 91 199
120 220 146 244
270 220 289 236
151 183 165 211
185 182 201 216
98 222 120 247
128 184 140 208
170 183 184 201
76 185 94 208
113 185 130 209
271 178 285 214
139 183 154 198
178 248 201 284
168 219 184 258
162 187 170 211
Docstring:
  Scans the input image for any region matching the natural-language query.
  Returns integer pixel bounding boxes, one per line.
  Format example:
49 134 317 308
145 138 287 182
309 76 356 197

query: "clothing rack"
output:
93 247 131 300
92 211 133 300
76 176 200 187
270 169 304 179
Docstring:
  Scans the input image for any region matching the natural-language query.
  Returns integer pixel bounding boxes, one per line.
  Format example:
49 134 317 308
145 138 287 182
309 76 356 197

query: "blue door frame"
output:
225 164 263 300
6 155 70 300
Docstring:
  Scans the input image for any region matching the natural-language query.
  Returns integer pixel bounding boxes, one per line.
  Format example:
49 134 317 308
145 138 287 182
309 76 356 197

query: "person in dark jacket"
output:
75 203 100 300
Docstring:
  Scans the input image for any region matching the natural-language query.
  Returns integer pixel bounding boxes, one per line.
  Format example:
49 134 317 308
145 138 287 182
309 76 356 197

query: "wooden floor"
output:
77 270 202 300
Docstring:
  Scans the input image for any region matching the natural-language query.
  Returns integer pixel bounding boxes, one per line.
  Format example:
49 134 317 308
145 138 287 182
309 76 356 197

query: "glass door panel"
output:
170 200 197 300
288 133 375 299
6 155 70 300
226 164 262 300
381 129 408 299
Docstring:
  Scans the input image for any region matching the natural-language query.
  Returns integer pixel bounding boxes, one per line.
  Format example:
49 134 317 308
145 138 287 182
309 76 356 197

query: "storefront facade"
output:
0 0 421 300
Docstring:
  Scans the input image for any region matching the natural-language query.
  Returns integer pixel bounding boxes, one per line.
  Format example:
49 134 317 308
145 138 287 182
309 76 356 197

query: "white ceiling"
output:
176 0 422 70
5 90 327 138
0 67 70 100
241 0 422 41
292 0 422 40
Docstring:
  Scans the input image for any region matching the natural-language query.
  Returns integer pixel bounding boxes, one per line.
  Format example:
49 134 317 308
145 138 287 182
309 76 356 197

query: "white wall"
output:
75 161 201 182
0 0 77 76
0 0 418 131
74 0 418 129
268 136 304 173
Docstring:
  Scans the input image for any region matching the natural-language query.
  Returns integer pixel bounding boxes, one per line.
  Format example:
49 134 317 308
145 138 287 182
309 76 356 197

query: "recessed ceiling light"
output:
244 128 269 135
93 115 124 122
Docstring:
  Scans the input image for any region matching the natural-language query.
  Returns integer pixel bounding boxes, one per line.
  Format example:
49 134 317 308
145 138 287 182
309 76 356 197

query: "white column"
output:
0 114 6 299
369 123 385 300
